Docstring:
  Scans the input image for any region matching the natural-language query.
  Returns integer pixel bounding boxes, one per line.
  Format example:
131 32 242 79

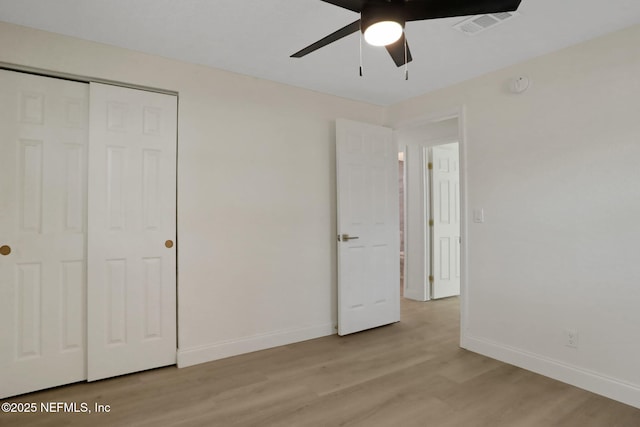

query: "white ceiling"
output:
1 0 639 105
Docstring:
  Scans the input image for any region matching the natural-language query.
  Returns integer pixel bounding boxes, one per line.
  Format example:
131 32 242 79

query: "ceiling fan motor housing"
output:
360 1 406 33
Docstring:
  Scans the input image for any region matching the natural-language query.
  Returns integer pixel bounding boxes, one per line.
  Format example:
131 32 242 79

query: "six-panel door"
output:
431 143 461 299
0 70 89 398
87 83 177 381
336 119 400 336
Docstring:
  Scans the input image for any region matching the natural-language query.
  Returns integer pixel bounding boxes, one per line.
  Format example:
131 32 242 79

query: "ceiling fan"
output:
291 0 523 68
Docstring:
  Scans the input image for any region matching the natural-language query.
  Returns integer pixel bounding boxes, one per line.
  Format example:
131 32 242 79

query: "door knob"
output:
339 234 359 242
165 240 174 248
0 245 11 256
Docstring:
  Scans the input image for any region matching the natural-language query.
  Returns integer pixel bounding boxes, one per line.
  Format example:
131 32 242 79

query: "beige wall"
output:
390 24 640 407
0 21 386 365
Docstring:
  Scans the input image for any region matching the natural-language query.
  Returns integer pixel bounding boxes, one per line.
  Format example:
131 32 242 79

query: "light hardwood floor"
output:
2 297 640 426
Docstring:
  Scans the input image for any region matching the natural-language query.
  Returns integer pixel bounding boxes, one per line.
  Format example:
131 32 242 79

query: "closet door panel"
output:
87 83 177 381
0 70 88 399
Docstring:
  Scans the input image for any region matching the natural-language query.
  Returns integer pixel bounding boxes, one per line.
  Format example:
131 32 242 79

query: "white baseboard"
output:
461 333 640 409
177 323 335 368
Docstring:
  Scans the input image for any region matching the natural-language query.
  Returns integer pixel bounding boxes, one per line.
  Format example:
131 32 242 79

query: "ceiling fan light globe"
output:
364 21 403 46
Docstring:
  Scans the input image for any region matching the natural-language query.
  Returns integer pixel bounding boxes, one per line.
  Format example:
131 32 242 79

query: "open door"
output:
431 143 461 299
336 119 400 335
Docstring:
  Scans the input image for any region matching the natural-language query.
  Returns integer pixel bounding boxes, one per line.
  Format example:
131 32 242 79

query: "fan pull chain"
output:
404 34 409 81
359 30 363 77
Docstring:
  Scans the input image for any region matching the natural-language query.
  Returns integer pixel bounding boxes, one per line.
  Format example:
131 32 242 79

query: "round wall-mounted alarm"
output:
509 76 530 94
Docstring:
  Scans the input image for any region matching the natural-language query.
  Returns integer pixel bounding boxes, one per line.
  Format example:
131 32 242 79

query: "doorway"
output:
396 113 464 303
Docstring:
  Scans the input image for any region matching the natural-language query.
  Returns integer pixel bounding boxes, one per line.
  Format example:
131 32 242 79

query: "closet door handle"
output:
165 240 174 249
0 245 11 256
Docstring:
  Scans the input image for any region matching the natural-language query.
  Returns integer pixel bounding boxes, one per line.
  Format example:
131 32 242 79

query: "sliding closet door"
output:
0 70 88 398
87 83 177 381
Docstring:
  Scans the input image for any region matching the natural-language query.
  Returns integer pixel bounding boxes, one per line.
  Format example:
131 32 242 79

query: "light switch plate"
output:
473 208 484 223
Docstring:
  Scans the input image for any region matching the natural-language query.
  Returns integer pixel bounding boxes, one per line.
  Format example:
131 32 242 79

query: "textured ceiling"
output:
1 0 639 105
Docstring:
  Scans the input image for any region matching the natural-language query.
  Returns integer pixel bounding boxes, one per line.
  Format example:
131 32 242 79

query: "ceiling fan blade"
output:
291 20 361 58
404 0 522 21
385 34 412 67
320 0 366 13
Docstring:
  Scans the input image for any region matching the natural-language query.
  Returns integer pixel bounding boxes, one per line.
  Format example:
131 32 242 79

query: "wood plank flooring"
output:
2 297 640 426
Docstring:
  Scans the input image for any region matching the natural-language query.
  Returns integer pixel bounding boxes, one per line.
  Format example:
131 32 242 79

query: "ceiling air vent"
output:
453 12 519 35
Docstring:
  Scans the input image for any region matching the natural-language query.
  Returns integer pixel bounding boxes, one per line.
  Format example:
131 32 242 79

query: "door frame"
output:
0 63 181 368
393 106 470 341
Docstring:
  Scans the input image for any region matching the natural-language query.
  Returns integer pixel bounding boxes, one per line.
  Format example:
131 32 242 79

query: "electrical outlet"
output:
563 329 579 349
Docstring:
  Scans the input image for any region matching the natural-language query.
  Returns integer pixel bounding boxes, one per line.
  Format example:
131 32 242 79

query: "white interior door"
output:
431 143 461 299
0 70 88 398
336 119 400 336
87 83 177 381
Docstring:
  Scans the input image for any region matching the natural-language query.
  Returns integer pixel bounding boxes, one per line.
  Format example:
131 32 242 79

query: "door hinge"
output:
428 219 434 227
428 275 434 283
428 162 433 170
